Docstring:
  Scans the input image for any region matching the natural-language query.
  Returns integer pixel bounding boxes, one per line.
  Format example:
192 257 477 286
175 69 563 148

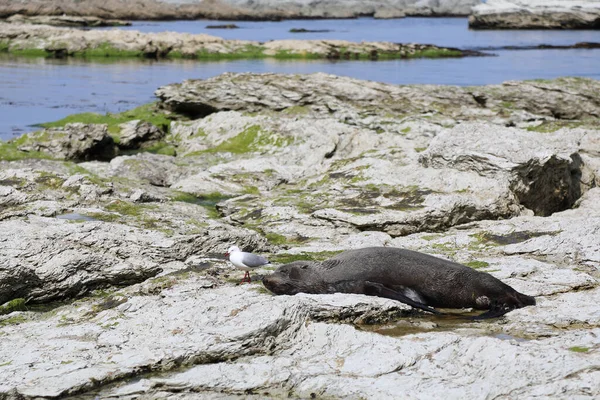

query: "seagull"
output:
225 245 270 284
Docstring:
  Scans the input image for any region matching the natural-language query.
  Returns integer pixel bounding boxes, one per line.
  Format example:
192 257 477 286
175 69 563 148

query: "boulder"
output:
16 123 116 162
117 120 165 150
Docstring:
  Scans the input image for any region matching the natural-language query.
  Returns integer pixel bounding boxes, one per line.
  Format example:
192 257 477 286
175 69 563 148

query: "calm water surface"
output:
116 17 600 49
2 17 600 139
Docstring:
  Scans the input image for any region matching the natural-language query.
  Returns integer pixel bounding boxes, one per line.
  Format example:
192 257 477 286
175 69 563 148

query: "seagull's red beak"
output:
225 252 230 257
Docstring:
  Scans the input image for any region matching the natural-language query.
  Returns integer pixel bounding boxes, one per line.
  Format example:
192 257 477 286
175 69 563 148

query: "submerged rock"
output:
206 24 240 29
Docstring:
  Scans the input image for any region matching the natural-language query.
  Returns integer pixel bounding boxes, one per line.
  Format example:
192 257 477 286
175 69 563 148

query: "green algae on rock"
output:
0 22 486 61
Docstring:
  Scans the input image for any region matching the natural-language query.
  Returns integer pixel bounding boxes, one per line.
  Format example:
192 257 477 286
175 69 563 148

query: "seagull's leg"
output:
240 271 251 284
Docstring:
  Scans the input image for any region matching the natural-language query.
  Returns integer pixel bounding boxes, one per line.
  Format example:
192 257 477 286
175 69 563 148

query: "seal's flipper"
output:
363 281 442 315
471 303 513 320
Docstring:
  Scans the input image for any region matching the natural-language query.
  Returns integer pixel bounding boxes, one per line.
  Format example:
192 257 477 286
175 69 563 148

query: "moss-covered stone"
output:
465 260 490 269
477 231 561 246
0 298 27 315
203 124 294 154
0 141 54 161
0 314 28 327
72 42 144 58
35 171 66 190
39 103 173 136
568 346 590 353
526 120 599 133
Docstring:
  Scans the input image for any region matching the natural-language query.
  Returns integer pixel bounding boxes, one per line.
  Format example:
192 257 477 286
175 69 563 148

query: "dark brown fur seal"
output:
263 247 535 319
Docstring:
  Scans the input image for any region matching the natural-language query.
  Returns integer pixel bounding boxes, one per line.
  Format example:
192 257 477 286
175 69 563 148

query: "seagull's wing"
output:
241 252 270 268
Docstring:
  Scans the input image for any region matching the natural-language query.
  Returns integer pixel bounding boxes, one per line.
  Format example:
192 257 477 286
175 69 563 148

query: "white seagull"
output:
225 245 270 283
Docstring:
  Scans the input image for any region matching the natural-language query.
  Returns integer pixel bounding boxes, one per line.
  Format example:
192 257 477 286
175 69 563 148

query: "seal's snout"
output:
263 272 303 295
262 273 281 294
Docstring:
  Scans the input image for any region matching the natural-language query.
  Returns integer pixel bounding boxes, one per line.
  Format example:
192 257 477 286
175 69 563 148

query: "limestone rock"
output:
0 213 270 304
117 120 165 150
221 0 479 18
0 0 481 20
0 22 477 60
16 123 116 162
156 73 600 124
420 123 586 216
5 13 130 27
470 0 600 29
1 73 600 399
105 153 185 187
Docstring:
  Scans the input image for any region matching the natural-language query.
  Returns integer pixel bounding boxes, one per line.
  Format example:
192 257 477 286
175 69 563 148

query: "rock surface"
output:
5 13 130 27
218 0 480 18
117 120 165 150
0 0 480 20
1 73 600 398
470 0 600 29
0 21 480 59
16 123 116 162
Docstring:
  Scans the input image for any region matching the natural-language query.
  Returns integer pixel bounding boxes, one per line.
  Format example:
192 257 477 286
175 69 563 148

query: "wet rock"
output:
374 7 406 19
470 0 600 29
289 28 334 33
205 24 239 29
16 123 116 162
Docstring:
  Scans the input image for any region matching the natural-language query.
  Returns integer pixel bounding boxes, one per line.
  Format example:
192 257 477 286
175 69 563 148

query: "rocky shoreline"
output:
0 73 599 398
470 0 600 29
1 0 599 29
3 13 130 27
0 0 479 21
0 22 482 60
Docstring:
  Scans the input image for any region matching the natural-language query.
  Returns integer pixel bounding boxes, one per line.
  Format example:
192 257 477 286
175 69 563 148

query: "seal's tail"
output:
471 290 536 320
515 291 536 307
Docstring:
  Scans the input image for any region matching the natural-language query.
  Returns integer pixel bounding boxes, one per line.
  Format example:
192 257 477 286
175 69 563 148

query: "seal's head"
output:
263 261 326 295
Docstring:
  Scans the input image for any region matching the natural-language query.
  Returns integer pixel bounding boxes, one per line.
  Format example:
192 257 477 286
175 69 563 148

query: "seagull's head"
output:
225 245 241 257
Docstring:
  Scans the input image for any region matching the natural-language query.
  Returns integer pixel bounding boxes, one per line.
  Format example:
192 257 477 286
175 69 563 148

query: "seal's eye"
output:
301 265 308 270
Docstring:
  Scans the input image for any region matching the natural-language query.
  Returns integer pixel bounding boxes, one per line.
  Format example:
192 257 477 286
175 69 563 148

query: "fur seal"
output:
263 247 535 319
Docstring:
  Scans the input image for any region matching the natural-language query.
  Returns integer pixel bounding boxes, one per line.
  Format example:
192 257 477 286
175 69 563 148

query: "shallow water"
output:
2 17 600 140
362 310 530 342
114 17 600 49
